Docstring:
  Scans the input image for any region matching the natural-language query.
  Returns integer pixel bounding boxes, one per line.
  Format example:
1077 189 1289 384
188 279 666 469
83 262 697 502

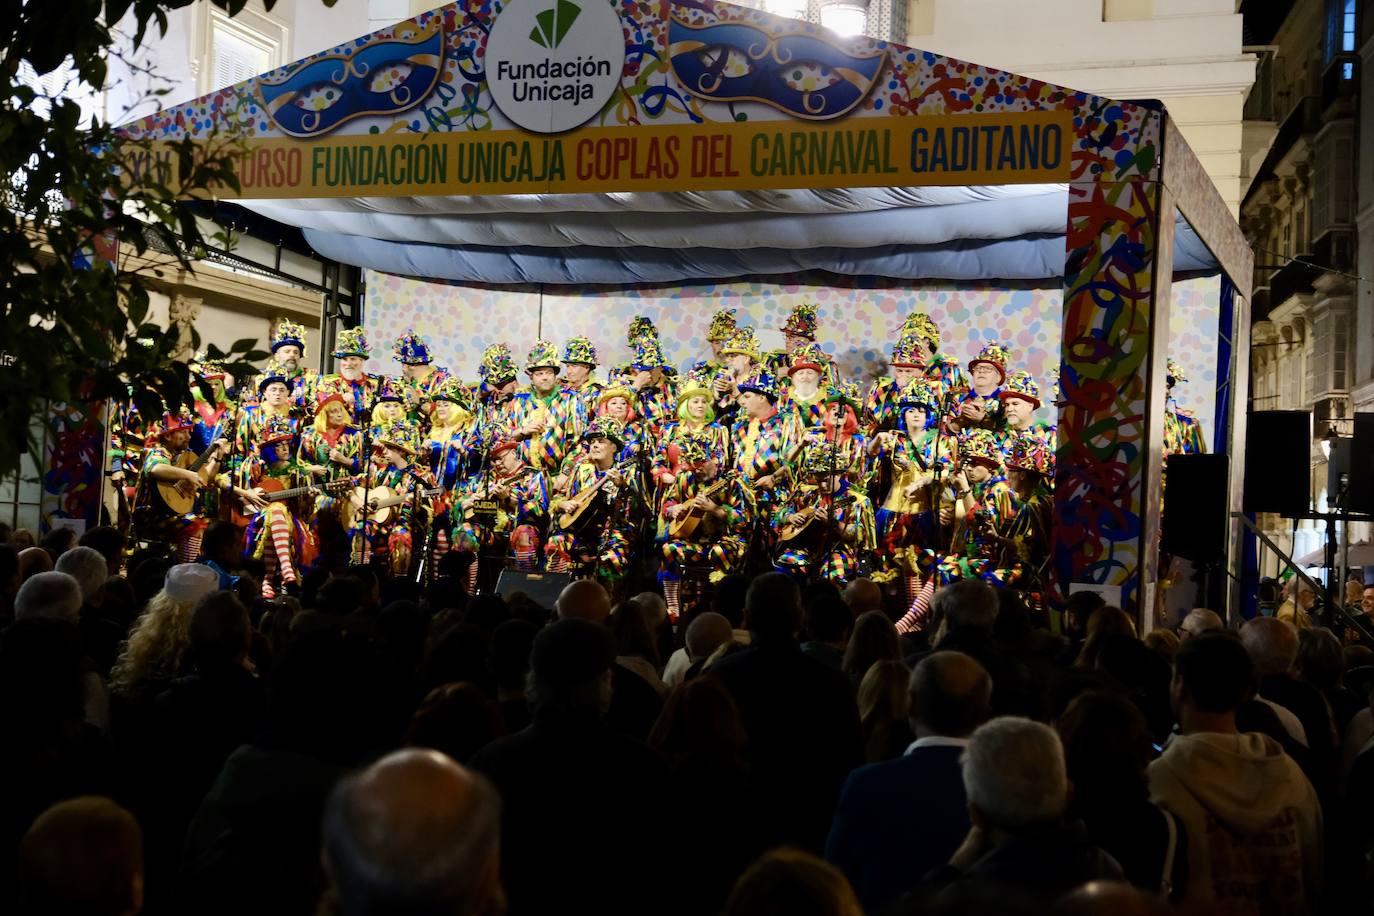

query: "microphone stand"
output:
352 380 383 568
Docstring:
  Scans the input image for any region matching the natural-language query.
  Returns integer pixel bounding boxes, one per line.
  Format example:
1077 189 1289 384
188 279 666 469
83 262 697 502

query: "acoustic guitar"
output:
777 494 855 543
348 484 443 526
155 443 225 515
557 458 637 535
224 477 352 527
667 474 734 539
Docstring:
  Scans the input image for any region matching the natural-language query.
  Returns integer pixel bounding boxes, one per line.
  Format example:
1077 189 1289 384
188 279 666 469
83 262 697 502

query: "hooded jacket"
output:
1148 731 1322 915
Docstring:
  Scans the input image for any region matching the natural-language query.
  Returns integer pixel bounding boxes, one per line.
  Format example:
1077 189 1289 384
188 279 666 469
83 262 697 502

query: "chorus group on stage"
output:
111 305 1205 622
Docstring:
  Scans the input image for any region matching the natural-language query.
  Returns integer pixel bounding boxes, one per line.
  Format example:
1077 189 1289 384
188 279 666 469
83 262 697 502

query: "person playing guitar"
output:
773 446 876 585
545 416 635 582
133 410 233 562
352 419 435 577
658 436 753 620
241 416 316 598
452 438 551 593
298 385 364 551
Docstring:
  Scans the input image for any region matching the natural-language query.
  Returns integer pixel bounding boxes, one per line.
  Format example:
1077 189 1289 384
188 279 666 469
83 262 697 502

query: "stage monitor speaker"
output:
1163 453 1228 564
494 570 571 610
1243 410 1310 516
1348 413 1374 514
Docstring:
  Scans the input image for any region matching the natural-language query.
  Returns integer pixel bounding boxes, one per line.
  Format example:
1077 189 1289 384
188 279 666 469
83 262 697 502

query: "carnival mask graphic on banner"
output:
668 18 885 119
256 19 445 138
485 0 626 134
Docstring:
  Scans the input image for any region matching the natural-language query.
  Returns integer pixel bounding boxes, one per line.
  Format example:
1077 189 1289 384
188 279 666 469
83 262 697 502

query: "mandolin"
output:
777 494 855 543
557 458 636 535
667 474 735 539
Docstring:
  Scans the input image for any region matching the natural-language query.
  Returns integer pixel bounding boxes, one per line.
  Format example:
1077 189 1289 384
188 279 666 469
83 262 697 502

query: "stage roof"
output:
119 0 1226 286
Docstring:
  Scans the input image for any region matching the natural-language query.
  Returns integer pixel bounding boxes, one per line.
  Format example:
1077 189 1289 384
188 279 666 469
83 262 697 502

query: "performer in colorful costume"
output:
773 448 876 584
242 416 316 598
234 365 301 471
652 365 726 491
353 420 433 576
503 340 577 474
188 350 235 456
418 376 485 572
1163 358 1207 456
559 336 602 432
871 378 953 602
452 438 551 592
245 319 317 412
393 329 451 425
766 303 833 385
370 377 409 437
658 436 754 619
545 416 636 582
730 369 792 540
714 326 761 423
626 334 678 435
957 343 1012 434
996 434 1056 589
318 327 378 426
864 332 926 435
476 343 520 435
133 410 229 563
780 343 834 431
996 370 1054 460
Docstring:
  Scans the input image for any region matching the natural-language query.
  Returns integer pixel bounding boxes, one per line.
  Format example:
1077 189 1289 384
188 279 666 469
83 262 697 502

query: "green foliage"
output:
0 0 334 477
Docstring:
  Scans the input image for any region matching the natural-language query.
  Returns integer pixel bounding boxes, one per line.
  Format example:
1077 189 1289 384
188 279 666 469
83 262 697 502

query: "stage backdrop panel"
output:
363 271 1219 426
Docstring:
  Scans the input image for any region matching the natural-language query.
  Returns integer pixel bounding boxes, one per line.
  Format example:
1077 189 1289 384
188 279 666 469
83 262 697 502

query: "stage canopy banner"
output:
117 0 1153 200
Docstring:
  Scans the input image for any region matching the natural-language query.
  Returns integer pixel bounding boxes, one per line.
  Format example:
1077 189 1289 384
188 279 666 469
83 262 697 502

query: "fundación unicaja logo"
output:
485 0 626 133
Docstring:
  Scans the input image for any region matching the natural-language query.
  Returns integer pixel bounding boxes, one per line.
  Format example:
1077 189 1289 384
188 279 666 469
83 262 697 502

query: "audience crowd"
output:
0 519 1368 915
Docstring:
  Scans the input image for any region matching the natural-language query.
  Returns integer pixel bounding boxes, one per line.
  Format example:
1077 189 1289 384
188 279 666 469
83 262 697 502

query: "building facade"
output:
1240 0 1366 573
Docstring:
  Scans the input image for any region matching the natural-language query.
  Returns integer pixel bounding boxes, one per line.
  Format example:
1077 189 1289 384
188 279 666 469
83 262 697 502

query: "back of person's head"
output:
199 520 240 565
463 594 509 633
554 579 612 624
630 591 668 628
841 578 883 616
909 651 992 738
0 618 85 727
1142 628 1179 663
422 624 493 694
993 589 1033 644
40 526 78 558
685 611 734 662
1075 606 1137 668
10 527 36 549
934 580 998 632
1054 881 1173 916
720 847 863 916
374 601 429 674
714 574 749 629
804 595 853 645
322 749 503 916
858 659 910 729
269 629 398 763
842 611 900 683
490 619 538 693
1173 631 1253 714
745 572 802 639
79 525 125 572
1179 607 1223 639
527 618 615 721
189 590 250 672
316 575 364 616
17 545 53 581
56 546 109 604
19 796 143 916
648 675 747 762
608 600 660 668
406 683 505 765
1296 626 1344 692
14 570 82 623
349 566 381 606
962 717 1068 830
1056 691 1151 800
1240 616 1299 678
1064 591 1106 636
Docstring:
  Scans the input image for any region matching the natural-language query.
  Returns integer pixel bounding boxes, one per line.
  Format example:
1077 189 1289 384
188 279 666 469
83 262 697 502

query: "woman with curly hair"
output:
110 564 219 703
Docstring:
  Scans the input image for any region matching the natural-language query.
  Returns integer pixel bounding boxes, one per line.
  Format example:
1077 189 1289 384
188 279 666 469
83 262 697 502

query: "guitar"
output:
557 459 637 535
225 477 352 527
777 493 855 543
667 474 735 539
155 442 225 515
348 484 444 525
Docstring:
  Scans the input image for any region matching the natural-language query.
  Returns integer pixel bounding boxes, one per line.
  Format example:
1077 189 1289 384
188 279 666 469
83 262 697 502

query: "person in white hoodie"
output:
1148 631 1323 914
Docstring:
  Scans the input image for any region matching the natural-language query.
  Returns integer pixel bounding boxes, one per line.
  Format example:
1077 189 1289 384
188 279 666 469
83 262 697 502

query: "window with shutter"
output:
196 6 286 96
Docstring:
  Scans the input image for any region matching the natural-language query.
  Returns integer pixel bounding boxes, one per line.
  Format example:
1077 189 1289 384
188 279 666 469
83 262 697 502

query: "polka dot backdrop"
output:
363 271 1219 426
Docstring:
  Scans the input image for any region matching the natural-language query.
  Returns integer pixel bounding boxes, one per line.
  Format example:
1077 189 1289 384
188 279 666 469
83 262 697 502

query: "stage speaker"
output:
1243 410 1310 516
1348 413 1374 514
494 570 571 610
1163 453 1228 564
